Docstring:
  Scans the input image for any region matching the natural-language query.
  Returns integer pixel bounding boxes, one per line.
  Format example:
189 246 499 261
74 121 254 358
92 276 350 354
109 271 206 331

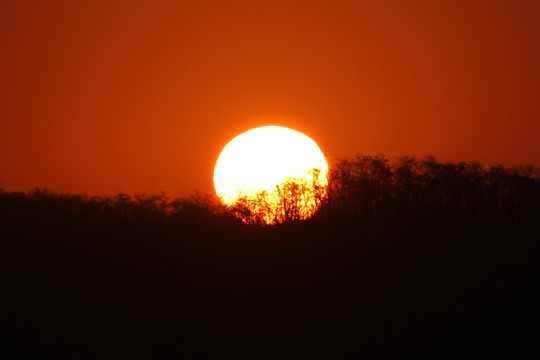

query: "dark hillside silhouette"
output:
1 155 539 358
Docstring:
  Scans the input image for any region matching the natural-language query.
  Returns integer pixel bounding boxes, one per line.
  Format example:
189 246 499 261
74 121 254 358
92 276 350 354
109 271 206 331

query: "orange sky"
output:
1 0 539 198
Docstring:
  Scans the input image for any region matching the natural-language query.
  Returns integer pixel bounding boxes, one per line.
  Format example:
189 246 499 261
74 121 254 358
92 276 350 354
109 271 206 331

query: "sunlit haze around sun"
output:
213 126 328 224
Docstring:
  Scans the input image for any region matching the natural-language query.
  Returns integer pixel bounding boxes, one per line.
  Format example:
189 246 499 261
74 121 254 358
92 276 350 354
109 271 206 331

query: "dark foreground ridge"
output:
1 156 539 358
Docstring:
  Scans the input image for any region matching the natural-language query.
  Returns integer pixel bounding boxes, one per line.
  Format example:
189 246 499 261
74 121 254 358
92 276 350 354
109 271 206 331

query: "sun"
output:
214 126 328 224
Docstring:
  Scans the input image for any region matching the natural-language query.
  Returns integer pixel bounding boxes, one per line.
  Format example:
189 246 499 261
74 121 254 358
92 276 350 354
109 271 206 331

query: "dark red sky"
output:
1 0 539 197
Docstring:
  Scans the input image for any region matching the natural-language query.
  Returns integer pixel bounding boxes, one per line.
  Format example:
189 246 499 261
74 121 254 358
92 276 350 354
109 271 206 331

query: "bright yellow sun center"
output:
213 126 328 224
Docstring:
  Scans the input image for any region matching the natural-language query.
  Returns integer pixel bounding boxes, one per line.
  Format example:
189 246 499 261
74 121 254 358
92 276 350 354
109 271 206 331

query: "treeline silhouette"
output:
233 155 540 224
1 155 539 358
323 155 539 220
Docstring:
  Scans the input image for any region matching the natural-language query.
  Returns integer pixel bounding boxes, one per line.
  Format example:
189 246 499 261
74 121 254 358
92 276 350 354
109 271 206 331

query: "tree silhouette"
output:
223 168 328 225
293 154 540 229
1 155 539 358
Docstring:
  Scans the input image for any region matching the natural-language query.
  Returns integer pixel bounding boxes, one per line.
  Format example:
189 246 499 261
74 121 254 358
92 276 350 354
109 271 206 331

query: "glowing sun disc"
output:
213 126 328 223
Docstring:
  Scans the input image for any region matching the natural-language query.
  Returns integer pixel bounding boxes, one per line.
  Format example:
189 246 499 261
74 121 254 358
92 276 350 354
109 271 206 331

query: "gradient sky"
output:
1 0 539 197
